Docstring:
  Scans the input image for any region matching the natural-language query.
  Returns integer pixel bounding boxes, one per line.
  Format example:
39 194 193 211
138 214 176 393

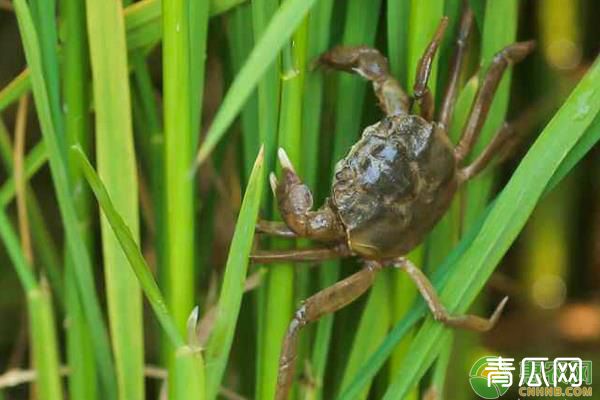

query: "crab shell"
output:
331 114 458 259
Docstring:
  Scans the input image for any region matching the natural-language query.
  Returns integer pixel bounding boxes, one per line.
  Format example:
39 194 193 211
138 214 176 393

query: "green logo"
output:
469 356 512 399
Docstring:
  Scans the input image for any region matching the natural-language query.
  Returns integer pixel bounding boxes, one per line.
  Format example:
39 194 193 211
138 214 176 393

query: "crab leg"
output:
454 40 535 162
317 46 410 116
412 17 449 121
458 122 515 182
393 258 508 331
438 8 474 128
275 261 383 400
250 245 350 264
256 220 298 238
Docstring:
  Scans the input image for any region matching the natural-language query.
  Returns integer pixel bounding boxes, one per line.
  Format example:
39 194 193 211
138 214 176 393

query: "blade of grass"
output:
188 0 209 151
338 58 600 400
407 0 444 91
204 147 264 399
12 0 118 395
427 333 453 399
193 0 321 168
0 142 47 206
62 0 98 396
0 121 62 303
387 0 410 87
382 56 600 400
252 0 281 398
27 281 63 400
29 0 65 156
85 0 145 398
0 70 30 112
73 145 206 400
0 210 63 400
225 3 260 180
73 145 182 347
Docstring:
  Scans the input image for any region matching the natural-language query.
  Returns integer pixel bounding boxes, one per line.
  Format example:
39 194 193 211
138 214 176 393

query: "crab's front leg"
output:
268 148 345 242
316 46 409 116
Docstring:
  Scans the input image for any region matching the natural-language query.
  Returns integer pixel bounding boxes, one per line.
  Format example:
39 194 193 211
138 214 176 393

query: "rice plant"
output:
0 0 598 399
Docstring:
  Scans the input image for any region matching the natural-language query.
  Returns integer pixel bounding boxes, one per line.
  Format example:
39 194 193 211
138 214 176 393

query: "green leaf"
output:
205 147 264 400
12 0 118 395
73 144 206 399
193 0 321 167
85 0 145 397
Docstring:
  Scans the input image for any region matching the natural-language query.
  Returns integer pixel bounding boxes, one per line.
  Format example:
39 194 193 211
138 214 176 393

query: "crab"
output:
251 9 535 400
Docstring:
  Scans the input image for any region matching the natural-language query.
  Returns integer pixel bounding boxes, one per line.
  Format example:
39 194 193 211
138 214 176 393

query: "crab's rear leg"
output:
275 262 382 400
439 8 474 128
394 258 508 331
412 17 449 121
454 41 536 162
317 46 409 116
458 122 515 182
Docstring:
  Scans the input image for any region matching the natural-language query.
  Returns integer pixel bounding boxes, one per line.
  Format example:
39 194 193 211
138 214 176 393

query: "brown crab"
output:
251 9 535 400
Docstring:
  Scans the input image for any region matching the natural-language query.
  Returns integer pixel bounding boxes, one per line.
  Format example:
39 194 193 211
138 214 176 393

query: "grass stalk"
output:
0 210 63 400
162 0 196 337
0 122 62 304
0 70 30 112
29 0 64 154
162 1 210 398
226 4 259 180
62 0 98 396
85 0 146 398
12 0 118 395
251 0 281 397
13 95 32 265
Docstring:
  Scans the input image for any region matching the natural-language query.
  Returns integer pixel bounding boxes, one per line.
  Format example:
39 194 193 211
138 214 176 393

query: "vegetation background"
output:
0 0 598 399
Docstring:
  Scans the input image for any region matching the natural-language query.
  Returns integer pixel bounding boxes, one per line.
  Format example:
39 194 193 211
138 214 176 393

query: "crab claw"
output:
487 296 510 330
269 172 279 196
278 147 296 174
